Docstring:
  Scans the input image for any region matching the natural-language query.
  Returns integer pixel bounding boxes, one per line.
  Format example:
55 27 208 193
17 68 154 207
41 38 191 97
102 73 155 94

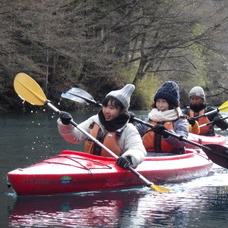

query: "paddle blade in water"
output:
14 73 47 106
150 184 171 192
203 144 228 169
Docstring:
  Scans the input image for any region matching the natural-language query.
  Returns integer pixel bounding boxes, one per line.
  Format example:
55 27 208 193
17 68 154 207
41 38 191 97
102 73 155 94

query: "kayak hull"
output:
187 133 227 148
7 149 213 196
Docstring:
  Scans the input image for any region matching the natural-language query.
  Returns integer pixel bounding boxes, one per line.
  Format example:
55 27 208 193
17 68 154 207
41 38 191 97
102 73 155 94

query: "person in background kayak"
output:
182 86 228 136
57 84 146 169
136 81 188 155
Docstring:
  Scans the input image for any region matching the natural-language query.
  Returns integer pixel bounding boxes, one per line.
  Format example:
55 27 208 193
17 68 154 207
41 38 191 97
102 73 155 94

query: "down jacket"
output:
57 114 147 167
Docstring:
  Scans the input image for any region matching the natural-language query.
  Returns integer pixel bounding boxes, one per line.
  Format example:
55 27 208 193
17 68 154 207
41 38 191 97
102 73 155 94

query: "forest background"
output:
0 0 228 112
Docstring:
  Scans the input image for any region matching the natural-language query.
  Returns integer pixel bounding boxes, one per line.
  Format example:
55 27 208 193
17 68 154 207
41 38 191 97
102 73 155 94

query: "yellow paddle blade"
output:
150 184 171 192
14 73 47 106
218 100 228 112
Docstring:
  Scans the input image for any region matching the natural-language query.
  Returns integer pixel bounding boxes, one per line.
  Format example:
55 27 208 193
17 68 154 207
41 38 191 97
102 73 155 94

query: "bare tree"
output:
1 0 228 110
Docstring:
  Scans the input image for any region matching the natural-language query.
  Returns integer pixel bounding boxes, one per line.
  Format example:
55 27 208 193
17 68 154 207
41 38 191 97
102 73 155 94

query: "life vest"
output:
84 122 122 157
189 110 211 135
142 121 175 152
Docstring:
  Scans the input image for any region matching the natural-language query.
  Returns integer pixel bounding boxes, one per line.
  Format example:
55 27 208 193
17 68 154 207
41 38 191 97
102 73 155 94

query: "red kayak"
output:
8 149 213 196
187 133 227 148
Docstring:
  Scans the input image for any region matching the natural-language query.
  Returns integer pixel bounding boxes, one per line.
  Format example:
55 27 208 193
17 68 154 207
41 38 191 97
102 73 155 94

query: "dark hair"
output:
102 96 125 110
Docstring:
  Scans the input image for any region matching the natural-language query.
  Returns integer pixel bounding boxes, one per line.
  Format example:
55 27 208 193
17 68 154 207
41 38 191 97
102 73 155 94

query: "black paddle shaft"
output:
133 117 228 169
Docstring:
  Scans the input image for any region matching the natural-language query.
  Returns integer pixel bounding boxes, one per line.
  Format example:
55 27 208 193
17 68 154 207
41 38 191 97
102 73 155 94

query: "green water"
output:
1 111 228 228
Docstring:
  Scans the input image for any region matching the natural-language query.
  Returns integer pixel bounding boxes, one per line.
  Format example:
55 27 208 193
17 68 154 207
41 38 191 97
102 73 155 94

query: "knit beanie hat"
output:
188 86 205 100
106 84 135 110
154 81 180 107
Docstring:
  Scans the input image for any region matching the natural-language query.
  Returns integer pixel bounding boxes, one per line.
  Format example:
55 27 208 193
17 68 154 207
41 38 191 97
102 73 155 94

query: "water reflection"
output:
8 184 228 228
8 190 144 227
2 111 228 228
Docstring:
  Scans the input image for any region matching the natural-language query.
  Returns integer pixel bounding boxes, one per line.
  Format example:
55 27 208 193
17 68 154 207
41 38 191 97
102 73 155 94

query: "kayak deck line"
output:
194 148 211 160
27 154 113 173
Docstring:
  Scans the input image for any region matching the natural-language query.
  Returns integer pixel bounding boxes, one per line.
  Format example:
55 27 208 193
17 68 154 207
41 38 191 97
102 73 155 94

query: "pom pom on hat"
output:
106 84 135 110
154 81 180 107
188 86 205 100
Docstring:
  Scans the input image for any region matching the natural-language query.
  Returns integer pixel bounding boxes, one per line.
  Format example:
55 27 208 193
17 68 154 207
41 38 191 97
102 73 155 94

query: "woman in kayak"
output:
182 86 228 136
136 81 189 155
57 84 146 169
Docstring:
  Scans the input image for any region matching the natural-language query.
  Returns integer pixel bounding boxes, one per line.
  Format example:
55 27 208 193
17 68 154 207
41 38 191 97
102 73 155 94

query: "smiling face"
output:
102 100 124 121
155 98 169 111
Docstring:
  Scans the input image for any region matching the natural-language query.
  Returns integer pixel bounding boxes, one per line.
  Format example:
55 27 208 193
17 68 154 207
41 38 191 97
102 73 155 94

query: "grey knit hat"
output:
189 86 205 100
106 84 135 110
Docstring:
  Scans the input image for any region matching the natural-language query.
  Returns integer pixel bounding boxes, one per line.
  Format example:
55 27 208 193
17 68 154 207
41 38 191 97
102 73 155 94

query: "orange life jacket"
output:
142 121 175 152
84 123 122 157
189 110 211 135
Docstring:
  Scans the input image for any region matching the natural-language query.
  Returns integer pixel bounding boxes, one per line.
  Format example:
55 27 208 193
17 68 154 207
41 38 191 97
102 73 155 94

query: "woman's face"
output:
102 101 123 121
156 98 169 111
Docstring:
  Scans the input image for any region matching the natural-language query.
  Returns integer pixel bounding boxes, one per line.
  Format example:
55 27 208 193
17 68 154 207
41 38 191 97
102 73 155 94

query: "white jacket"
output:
57 114 147 167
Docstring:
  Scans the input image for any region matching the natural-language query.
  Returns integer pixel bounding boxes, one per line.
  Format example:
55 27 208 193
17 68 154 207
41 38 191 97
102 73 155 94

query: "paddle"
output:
61 87 102 106
129 118 228 168
190 100 228 120
199 116 228 128
61 87 228 169
14 73 170 192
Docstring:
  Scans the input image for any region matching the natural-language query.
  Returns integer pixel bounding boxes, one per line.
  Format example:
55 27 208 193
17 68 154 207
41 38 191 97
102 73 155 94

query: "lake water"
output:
1 111 228 228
